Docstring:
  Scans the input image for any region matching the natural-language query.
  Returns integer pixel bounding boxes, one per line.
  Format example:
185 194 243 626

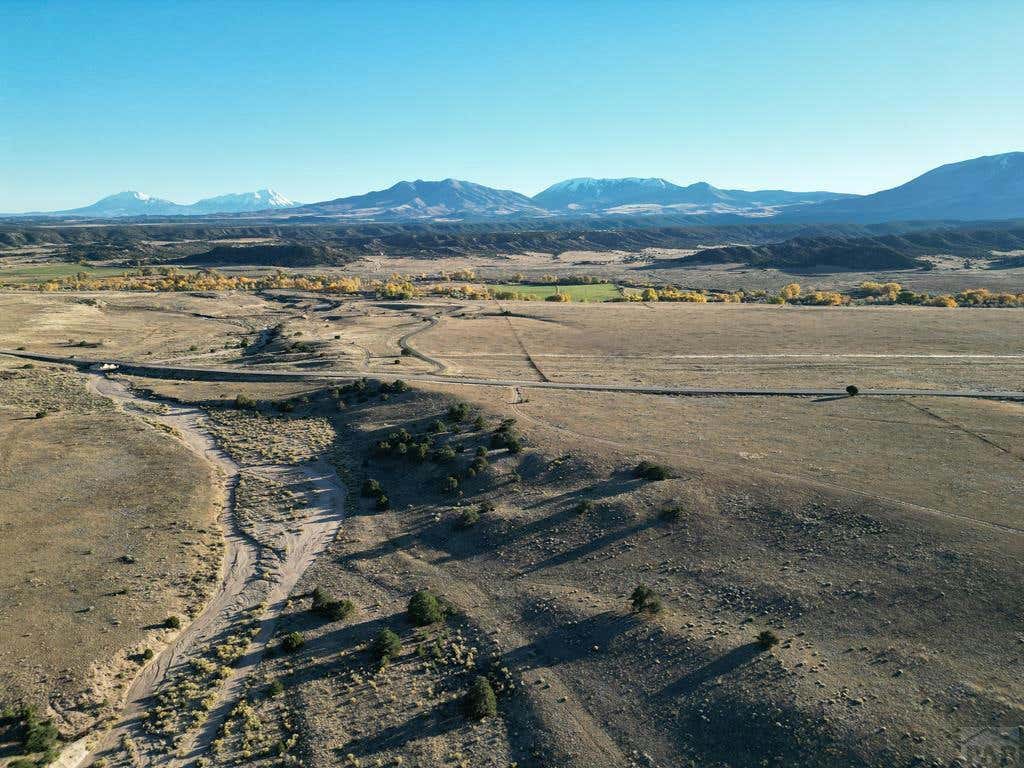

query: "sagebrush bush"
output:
457 508 480 529
281 632 305 652
635 460 670 481
757 629 780 649
465 675 498 719
630 584 662 614
268 679 285 697
659 506 683 522
408 590 443 626
165 616 181 629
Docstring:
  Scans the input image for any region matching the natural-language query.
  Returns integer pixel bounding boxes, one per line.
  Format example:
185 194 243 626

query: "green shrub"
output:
457 508 480 529
757 629 780 649
473 416 487 430
375 494 390 510
34 410 47 419
659 506 683 522
464 675 498 719
407 590 443 626
311 588 355 622
361 478 381 496
430 419 446 433
441 475 459 494
447 403 469 422
630 584 662 614
234 393 257 410
433 445 457 463
574 499 594 515
635 460 670 481
142 648 155 661
23 714 59 755
165 615 181 629
268 679 285 697
281 632 305 653
371 629 402 662
475 445 488 457
845 384 859 396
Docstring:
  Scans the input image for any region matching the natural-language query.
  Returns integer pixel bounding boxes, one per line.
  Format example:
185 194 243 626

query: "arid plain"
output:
1 290 1021 768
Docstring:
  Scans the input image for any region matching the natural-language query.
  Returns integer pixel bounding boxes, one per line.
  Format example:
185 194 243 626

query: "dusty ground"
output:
0 359 221 739
1 290 1022 768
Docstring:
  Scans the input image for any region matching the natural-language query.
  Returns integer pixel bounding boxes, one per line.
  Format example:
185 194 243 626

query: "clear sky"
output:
2 0 1022 211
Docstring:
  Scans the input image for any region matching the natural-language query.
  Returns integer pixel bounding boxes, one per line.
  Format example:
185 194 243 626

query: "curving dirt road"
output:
66 375 347 768
3 349 1023 401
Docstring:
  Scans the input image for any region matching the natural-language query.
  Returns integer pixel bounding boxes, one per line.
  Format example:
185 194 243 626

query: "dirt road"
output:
66 375 347 767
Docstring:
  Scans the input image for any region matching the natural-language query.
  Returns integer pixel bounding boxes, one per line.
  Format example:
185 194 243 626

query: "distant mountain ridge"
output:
46 188 298 217
532 177 850 214
9 152 1024 223
290 178 546 219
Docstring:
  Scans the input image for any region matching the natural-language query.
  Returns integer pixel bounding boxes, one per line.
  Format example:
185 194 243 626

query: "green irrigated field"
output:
490 282 622 301
0 262 134 283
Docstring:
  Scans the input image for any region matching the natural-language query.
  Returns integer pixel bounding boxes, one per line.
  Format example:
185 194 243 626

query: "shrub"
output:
473 416 487 430
441 475 459 494
23 714 59 755
845 384 859 396
457 508 480 529
757 629 780 649
475 445 488 457
469 456 489 474
371 629 402 662
234 393 257 410
408 590 443 626
464 675 498 719
392 379 409 392
659 506 683 522
573 499 594 515
430 419 446 433
375 494 390 511
34 410 47 419
268 679 285 697
447 403 469 422
165 616 181 629
311 588 355 622
434 445 457 463
142 648 155 661
635 460 670 481
361 479 382 497
281 632 305 652
630 584 662 614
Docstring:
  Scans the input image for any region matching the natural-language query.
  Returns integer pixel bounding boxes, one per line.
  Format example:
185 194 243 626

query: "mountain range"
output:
44 189 298 217
10 152 1024 224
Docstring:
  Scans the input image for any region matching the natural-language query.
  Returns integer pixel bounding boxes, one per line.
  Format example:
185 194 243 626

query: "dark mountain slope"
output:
791 152 1024 223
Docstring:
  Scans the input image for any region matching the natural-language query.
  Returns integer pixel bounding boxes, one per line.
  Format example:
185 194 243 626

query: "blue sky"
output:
2 0 1022 211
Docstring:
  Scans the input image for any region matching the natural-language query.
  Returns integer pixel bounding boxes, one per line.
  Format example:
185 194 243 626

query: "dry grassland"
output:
0 360 220 735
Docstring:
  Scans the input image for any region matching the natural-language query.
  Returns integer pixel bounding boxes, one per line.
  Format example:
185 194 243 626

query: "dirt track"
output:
66 375 347 768
3 349 1023 401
